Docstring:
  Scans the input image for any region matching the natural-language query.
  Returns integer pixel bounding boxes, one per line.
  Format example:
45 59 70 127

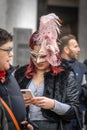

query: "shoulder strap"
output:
73 106 82 130
0 97 20 130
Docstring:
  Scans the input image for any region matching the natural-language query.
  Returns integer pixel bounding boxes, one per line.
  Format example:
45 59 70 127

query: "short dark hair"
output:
59 34 76 53
0 28 13 46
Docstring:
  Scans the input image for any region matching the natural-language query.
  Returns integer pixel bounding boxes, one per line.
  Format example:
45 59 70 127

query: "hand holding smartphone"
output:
21 89 34 99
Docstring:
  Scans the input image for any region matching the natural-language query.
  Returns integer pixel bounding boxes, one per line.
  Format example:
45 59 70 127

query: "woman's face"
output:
30 45 50 71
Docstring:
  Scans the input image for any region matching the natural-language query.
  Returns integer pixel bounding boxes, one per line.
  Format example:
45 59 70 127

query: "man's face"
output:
67 39 80 60
0 41 13 71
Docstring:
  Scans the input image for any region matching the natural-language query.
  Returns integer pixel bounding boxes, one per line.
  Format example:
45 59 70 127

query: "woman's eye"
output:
32 54 37 58
40 55 46 59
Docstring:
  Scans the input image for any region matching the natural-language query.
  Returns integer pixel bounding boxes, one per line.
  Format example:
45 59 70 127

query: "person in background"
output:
0 102 8 130
83 59 87 82
83 59 87 130
0 28 33 130
60 34 87 130
15 13 79 130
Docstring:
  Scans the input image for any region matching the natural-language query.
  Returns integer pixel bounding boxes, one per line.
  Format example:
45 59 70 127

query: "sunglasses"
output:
0 47 13 54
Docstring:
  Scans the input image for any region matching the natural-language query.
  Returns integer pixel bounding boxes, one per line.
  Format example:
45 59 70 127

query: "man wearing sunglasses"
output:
0 28 33 130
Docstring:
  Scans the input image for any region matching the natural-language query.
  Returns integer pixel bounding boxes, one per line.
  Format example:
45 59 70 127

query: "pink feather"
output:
38 13 61 66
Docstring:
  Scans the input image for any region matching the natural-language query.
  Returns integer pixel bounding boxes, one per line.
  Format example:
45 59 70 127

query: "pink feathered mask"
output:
30 13 61 66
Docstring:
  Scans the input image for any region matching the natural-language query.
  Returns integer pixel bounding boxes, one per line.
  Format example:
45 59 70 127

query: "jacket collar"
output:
62 58 76 64
6 65 19 81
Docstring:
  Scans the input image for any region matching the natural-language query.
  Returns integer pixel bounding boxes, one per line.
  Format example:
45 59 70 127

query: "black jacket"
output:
15 65 79 128
62 59 87 108
0 66 26 130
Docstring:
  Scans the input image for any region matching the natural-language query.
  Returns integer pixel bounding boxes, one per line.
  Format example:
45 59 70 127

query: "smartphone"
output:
21 89 34 98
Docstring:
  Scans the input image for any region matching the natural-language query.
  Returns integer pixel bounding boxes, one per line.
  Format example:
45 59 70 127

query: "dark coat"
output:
0 66 26 130
61 59 87 128
15 64 79 129
62 59 87 108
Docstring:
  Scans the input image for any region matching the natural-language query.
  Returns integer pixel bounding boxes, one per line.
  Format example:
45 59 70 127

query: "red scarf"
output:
0 71 6 83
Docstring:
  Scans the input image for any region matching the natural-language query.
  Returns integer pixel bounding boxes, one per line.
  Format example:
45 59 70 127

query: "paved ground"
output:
82 125 87 130
82 126 86 130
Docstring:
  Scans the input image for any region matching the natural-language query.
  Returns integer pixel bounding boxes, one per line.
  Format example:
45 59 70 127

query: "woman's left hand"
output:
21 121 33 130
27 124 33 130
31 97 55 109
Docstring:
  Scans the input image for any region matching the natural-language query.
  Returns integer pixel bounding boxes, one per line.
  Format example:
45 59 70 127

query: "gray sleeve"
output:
51 100 70 115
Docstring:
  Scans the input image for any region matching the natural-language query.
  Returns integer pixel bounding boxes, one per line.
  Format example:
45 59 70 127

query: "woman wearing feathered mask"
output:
15 13 79 130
